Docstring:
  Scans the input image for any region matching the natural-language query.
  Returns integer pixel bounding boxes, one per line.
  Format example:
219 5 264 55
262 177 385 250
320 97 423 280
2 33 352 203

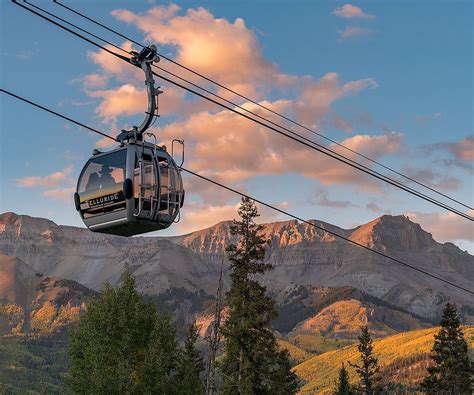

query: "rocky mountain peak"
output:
0 212 58 237
176 218 348 256
174 214 437 256
349 215 435 251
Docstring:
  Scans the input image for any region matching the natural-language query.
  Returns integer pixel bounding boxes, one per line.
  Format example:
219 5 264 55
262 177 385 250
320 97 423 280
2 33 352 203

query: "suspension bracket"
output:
116 45 161 143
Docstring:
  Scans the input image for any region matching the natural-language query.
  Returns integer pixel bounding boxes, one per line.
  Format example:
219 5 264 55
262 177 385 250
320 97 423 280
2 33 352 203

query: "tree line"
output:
67 198 472 394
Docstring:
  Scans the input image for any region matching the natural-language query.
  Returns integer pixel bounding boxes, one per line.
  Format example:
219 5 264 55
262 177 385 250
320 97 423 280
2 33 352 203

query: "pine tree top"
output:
439 302 461 328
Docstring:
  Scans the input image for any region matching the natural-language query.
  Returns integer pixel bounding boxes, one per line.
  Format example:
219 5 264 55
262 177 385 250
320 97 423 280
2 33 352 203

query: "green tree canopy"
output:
421 303 473 394
67 272 181 394
177 321 205 394
220 197 299 394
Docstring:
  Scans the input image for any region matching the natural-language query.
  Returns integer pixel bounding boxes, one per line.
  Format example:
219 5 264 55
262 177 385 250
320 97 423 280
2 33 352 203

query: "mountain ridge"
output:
0 212 472 322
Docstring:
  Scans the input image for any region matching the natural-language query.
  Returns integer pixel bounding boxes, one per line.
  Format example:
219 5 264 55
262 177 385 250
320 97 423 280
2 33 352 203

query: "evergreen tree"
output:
142 311 181 393
177 321 206 394
220 197 299 394
349 325 382 394
421 303 472 394
335 363 353 395
67 272 180 394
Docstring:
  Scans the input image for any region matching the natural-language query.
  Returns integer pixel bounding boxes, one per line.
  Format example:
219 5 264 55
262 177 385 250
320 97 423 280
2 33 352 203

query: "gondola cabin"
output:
74 140 184 236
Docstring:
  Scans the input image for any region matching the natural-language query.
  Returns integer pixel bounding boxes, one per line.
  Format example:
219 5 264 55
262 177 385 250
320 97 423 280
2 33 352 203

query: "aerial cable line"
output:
25 0 131 56
22 1 474 220
52 0 473 212
11 0 474 222
1 87 472 296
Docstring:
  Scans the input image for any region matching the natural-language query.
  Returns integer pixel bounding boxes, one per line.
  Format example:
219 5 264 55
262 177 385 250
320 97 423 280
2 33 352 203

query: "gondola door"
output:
157 157 183 222
134 148 158 221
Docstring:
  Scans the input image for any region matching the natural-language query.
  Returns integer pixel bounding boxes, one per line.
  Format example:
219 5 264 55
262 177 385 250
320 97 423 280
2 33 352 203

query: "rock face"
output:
0 212 472 325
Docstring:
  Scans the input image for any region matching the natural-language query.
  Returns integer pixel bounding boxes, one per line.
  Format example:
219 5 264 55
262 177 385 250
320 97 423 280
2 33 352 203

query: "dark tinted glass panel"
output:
79 150 127 218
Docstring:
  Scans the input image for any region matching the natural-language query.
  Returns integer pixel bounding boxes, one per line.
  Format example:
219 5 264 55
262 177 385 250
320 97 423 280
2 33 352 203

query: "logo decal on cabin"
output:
87 192 124 209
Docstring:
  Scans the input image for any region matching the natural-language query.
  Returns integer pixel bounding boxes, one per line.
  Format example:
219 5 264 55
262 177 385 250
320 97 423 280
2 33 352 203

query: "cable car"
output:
74 45 184 236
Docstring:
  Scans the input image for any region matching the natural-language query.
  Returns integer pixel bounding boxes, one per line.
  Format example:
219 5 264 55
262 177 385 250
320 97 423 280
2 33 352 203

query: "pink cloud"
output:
91 84 147 122
83 73 109 89
450 135 474 161
294 72 377 124
158 104 402 189
111 5 282 95
333 133 401 158
90 83 212 122
176 202 240 233
95 136 117 149
406 210 474 244
88 41 139 81
83 5 378 146
330 114 353 133
332 4 375 19
16 166 73 188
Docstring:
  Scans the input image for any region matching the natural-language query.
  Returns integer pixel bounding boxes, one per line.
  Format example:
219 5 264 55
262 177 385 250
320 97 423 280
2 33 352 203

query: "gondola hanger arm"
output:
116 45 161 143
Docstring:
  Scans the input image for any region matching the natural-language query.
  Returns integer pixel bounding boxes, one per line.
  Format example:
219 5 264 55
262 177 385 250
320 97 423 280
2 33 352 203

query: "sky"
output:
0 0 472 251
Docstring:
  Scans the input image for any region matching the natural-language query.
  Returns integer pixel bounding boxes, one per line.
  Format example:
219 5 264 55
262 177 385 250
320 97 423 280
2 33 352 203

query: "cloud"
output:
449 135 474 161
400 167 461 191
83 73 109 89
83 4 378 143
42 187 76 202
366 201 388 213
16 167 76 203
332 4 375 19
311 190 357 208
294 72 378 124
16 166 73 188
332 132 401 159
337 26 374 41
95 136 119 149
91 84 147 122
329 114 353 133
111 5 283 95
406 210 474 244
158 105 402 189
88 41 139 81
90 83 211 122
422 134 474 172
80 4 388 196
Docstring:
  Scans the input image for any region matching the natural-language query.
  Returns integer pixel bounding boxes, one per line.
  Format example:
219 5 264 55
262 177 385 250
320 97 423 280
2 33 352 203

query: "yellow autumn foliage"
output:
0 303 24 334
294 326 474 394
30 301 57 333
30 301 82 333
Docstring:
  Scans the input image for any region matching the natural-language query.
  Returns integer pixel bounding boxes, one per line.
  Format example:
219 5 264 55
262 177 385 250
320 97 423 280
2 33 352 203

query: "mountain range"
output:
0 211 472 328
